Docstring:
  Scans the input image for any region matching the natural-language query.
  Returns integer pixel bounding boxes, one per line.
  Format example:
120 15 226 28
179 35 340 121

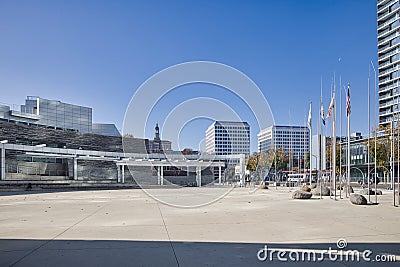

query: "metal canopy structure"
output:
116 159 225 186
0 143 245 187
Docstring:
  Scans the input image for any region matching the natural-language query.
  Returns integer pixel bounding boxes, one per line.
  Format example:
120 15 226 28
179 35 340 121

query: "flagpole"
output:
339 76 343 199
289 110 292 174
319 78 323 199
329 86 332 198
275 143 277 190
304 114 306 175
367 70 371 203
309 101 312 186
332 76 337 200
347 83 351 197
329 87 332 199
344 84 348 197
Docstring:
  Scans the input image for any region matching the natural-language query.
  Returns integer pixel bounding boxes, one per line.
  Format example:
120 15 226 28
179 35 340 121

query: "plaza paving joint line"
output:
9 202 109 266
156 203 180 267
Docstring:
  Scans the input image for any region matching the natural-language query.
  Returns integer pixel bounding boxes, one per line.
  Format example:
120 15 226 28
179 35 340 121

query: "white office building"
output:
377 0 400 127
205 121 250 156
258 125 309 161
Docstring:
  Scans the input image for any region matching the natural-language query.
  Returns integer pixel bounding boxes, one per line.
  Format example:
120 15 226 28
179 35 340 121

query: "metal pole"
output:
392 121 395 206
319 78 323 199
371 61 378 204
275 144 278 190
347 83 351 197
333 80 337 200
368 74 371 202
398 95 400 206
392 91 395 206
309 101 312 186
397 95 400 206
339 77 343 199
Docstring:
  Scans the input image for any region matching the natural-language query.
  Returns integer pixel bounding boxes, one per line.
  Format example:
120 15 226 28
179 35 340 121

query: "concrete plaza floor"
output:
0 186 399 266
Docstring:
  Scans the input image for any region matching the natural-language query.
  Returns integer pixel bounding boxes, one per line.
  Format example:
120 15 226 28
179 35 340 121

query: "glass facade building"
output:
1 96 122 136
205 121 250 156
92 123 121 136
377 0 400 127
21 96 92 133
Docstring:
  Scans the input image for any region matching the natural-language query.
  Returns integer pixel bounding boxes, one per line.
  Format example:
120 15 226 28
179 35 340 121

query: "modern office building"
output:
377 0 400 127
0 96 119 136
92 123 121 137
258 125 309 162
338 132 368 166
0 96 92 133
205 121 250 156
22 96 92 133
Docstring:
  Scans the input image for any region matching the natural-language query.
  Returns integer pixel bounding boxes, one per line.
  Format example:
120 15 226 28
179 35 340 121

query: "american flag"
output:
346 84 351 117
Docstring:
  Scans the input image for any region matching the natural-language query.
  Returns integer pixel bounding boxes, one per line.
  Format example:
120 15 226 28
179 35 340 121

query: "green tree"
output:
326 142 341 176
305 151 310 169
246 150 281 180
246 152 259 172
270 147 289 172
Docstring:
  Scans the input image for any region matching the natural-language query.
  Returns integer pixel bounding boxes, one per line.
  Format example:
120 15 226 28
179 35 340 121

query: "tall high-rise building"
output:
205 121 250 156
377 0 400 127
258 125 309 162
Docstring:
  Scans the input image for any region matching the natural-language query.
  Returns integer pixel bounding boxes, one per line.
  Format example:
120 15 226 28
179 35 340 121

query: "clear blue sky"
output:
0 0 377 152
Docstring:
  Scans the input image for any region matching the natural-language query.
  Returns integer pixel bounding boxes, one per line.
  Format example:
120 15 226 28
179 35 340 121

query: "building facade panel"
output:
377 0 400 127
258 125 310 162
205 121 250 156
258 125 310 170
1 96 118 137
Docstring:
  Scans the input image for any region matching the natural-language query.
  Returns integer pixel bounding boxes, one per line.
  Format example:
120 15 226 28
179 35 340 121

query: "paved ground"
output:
0 186 399 266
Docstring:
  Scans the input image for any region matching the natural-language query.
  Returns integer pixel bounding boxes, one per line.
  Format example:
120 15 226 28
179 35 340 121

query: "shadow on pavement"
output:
1 239 398 266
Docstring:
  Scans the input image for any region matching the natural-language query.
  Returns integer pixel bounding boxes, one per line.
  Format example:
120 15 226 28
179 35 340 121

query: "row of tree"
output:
246 147 291 179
